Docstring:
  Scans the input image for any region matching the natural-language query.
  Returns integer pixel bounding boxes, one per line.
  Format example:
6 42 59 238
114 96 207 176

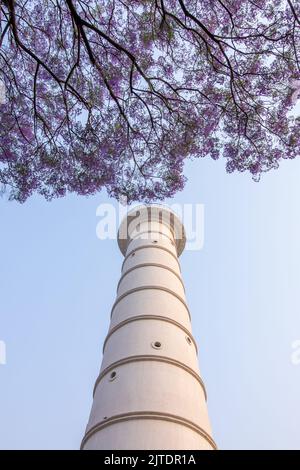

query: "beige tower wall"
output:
81 205 216 450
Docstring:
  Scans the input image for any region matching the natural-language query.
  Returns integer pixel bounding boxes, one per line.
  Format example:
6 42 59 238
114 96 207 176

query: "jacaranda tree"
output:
1 0 300 202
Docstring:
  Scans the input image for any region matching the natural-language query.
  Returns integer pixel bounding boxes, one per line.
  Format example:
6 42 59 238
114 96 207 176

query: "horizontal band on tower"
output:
129 229 175 245
81 411 217 450
122 244 181 272
111 286 190 320
117 263 185 293
93 354 207 400
103 314 197 354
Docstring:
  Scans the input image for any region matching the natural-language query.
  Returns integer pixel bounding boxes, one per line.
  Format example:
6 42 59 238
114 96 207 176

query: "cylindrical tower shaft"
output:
81 205 215 450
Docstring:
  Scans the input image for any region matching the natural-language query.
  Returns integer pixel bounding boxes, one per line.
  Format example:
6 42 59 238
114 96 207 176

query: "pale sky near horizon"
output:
1 154 300 450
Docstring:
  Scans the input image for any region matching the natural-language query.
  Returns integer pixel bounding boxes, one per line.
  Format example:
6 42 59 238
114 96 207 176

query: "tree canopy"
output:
1 0 300 202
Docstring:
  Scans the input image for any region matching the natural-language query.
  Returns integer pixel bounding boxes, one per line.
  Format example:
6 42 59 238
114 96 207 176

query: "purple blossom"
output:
0 0 300 202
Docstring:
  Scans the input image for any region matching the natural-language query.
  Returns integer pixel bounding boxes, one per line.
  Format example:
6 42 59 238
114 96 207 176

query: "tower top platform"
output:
117 204 186 257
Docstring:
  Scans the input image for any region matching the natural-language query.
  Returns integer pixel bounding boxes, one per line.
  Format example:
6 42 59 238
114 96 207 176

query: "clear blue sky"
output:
1 155 300 450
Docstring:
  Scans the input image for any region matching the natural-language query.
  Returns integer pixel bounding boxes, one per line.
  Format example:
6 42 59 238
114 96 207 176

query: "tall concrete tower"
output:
81 205 216 450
